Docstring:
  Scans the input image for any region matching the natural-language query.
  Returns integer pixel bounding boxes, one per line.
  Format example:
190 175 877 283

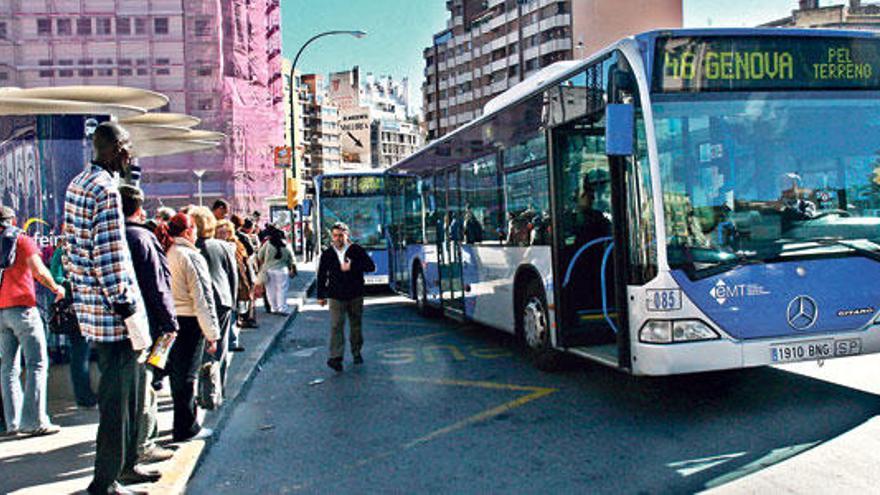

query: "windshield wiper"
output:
773 238 880 263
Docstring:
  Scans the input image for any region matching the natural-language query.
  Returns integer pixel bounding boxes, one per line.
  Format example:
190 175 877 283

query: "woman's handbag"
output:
48 295 80 336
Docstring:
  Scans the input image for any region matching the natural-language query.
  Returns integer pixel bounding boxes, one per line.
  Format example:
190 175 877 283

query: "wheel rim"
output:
416 272 426 309
523 296 548 349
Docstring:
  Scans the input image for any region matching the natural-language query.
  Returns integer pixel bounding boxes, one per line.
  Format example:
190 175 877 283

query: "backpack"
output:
0 226 22 289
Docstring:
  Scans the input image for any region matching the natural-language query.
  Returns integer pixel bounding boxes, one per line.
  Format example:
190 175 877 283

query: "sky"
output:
281 0 840 111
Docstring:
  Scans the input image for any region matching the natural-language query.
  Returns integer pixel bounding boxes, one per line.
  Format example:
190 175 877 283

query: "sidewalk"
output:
0 262 315 495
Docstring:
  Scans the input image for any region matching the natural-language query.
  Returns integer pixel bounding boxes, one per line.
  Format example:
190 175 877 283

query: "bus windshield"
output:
320 195 386 251
653 92 880 274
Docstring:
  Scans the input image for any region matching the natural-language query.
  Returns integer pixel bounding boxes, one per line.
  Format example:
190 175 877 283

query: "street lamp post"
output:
193 169 206 206
287 29 366 259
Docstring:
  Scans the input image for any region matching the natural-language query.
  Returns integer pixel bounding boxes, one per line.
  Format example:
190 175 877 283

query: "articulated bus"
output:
315 172 391 285
385 28 880 375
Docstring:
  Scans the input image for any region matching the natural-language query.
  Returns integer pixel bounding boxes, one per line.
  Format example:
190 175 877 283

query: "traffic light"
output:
287 177 298 209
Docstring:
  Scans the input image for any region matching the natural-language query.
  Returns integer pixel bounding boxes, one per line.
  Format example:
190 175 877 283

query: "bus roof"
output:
390 27 878 175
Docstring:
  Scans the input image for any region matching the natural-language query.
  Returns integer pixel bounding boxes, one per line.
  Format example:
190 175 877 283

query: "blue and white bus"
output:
386 28 880 375
315 172 390 285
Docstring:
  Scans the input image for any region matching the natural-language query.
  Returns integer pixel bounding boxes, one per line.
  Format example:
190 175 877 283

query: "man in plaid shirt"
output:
64 122 159 494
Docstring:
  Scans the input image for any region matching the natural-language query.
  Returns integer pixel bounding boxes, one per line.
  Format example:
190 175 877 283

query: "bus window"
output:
460 154 501 244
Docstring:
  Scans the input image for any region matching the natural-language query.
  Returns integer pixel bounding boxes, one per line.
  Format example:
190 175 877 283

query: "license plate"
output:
364 275 388 285
770 338 862 363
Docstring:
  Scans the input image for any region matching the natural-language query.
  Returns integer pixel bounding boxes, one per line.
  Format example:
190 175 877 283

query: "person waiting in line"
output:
211 199 229 221
254 224 296 315
0 205 64 438
316 222 376 372
49 225 97 409
231 215 258 329
164 213 220 443
189 207 238 392
63 122 159 492
119 185 179 465
216 219 249 352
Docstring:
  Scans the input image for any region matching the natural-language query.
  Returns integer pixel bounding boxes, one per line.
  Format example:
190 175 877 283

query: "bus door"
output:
436 168 465 315
551 123 620 347
386 175 408 291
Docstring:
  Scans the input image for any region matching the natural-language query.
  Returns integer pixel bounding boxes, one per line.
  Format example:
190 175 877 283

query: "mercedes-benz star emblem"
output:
787 295 818 330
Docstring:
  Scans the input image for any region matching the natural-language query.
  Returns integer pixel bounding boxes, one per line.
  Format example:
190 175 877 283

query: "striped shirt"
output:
63 163 141 342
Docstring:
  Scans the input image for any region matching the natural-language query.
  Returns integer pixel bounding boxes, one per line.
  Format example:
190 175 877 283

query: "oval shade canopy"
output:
126 124 195 141
161 129 225 142
119 113 201 128
133 139 222 158
3 86 167 111
0 97 146 117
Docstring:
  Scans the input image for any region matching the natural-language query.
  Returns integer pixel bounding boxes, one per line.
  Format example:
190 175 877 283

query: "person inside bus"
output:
563 175 613 335
463 206 483 244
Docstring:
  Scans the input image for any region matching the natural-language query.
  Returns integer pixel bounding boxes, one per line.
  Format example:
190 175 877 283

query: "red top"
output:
0 234 39 309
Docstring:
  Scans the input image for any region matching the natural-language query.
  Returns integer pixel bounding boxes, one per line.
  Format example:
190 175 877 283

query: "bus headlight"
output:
639 319 719 344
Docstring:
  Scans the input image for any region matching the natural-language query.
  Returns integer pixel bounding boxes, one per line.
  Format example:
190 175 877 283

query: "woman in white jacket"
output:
164 212 220 442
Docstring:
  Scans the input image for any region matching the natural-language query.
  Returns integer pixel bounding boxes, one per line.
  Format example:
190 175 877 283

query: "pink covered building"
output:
0 0 284 214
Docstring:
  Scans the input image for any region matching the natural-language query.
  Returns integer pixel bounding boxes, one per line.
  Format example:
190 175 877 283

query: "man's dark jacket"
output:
316 243 376 301
125 222 178 338
195 237 238 311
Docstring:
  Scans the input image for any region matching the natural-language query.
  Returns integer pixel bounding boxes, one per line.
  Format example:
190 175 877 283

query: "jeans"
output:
88 341 141 494
136 365 158 456
0 306 51 431
328 298 364 360
204 308 232 393
170 316 205 441
69 331 97 407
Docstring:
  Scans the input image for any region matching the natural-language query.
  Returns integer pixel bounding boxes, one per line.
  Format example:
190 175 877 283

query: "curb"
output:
150 274 316 495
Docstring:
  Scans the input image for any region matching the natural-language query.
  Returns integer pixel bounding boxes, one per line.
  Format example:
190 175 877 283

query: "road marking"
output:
283 376 557 492
667 452 746 477
702 441 820 490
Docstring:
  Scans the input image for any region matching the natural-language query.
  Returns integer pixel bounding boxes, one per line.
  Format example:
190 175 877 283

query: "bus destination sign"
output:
321 175 384 197
654 36 880 92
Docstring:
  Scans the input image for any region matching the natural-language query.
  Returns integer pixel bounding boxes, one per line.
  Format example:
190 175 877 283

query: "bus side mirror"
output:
605 103 634 156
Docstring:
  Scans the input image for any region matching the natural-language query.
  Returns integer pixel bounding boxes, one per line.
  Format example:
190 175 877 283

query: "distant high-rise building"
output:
329 66 423 168
0 0 285 214
765 1 880 29
300 73 341 181
422 0 682 141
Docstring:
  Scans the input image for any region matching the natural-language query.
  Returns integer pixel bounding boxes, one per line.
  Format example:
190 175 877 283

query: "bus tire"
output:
413 266 432 317
518 278 560 372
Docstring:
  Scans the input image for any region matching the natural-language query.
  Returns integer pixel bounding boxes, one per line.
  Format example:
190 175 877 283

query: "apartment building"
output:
422 0 682 140
329 66 424 168
300 73 341 181
0 0 284 214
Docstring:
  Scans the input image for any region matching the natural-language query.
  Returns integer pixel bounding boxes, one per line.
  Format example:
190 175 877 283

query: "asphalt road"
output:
188 293 880 494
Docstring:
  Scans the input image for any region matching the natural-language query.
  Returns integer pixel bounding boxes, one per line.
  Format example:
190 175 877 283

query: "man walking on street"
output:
316 222 375 372
119 185 178 465
0 205 64 438
64 122 158 494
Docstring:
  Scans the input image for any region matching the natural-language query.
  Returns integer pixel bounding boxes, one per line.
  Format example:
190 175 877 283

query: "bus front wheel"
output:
519 279 560 371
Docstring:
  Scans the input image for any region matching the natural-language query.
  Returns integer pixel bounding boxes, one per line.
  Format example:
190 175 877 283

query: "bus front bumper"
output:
630 325 880 376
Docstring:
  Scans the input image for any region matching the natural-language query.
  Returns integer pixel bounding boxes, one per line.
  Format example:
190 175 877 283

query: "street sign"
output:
274 146 292 168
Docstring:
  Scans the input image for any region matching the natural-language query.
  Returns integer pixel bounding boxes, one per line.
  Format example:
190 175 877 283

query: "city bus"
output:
315 172 391 285
386 28 880 375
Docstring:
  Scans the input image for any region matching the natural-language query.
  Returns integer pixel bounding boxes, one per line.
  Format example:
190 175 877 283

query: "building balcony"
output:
539 14 571 32
456 71 472 84
487 11 507 31
490 57 507 73
540 37 572 55
439 78 448 90
491 79 507 94
490 35 507 52
487 0 504 8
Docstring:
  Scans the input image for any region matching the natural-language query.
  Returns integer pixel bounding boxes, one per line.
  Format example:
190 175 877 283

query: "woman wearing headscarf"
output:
255 225 296 315
164 213 220 442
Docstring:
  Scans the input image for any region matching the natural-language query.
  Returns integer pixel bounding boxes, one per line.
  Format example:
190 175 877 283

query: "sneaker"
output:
190 427 213 441
117 466 161 484
138 445 175 464
353 354 364 365
326 358 343 372
24 424 61 437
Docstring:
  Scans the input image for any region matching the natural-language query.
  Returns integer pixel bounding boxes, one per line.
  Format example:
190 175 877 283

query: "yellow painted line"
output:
402 386 556 449
286 376 557 492
149 439 206 495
